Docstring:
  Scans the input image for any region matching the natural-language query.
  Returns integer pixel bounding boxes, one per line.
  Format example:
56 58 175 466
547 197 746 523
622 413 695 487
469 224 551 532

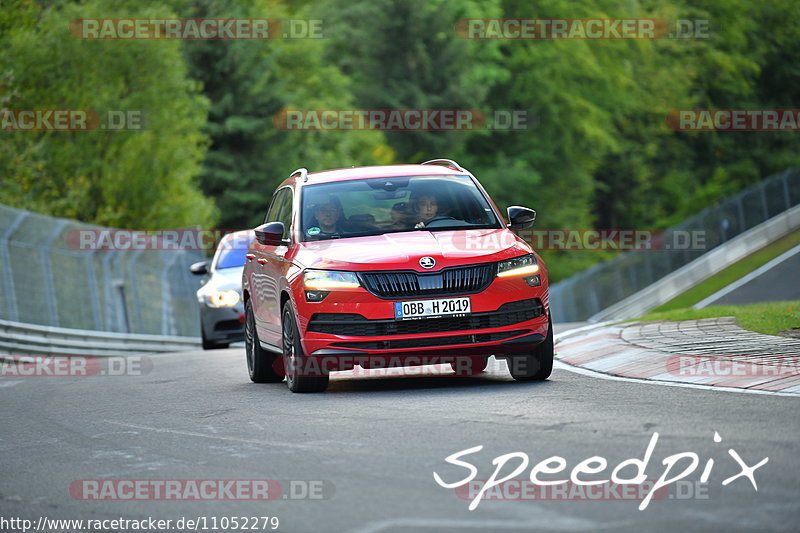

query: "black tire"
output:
201 327 229 350
450 356 488 376
508 315 554 381
282 301 329 393
244 300 283 383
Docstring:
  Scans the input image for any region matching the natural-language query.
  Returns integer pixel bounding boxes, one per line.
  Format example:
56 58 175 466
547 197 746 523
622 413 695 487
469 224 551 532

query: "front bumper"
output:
294 274 549 369
200 303 245 343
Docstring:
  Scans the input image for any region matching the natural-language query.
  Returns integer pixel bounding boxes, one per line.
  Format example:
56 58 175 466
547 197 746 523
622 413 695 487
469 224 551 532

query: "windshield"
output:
300 175 501 241
215 242 249 269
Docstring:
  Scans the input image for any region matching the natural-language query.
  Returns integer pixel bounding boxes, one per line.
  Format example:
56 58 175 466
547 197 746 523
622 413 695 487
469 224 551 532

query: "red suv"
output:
242 159 553 392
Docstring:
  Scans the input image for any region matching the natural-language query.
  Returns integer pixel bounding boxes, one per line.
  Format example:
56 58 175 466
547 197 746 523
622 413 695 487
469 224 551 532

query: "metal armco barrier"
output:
550 167 800 322
0 319 199 356
589 203 800 321
0 204 205 336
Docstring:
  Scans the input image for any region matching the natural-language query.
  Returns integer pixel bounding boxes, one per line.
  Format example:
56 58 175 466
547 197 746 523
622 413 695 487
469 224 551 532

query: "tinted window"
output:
264 188 293 241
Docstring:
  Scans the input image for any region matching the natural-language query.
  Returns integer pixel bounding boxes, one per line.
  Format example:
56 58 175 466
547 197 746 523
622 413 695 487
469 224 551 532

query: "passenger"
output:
390 202 413 230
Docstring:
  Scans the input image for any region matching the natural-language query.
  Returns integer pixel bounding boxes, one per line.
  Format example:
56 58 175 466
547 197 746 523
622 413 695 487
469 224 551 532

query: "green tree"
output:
172 0 393 229
319 0 507 162
0 0 216 229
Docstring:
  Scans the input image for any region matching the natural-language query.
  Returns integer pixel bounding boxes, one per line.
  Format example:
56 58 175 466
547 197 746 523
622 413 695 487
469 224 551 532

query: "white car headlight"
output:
303 270 361 289
496 254 539 277
207 289 240 307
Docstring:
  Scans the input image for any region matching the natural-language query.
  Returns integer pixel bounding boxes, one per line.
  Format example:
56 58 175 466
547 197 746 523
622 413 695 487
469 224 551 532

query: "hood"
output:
293 229 530 272
209 266 244 291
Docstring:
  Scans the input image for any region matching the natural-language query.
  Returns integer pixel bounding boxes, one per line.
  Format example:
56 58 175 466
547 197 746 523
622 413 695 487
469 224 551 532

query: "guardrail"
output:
0 319 199 357
589 204 800 321
550 167 800 322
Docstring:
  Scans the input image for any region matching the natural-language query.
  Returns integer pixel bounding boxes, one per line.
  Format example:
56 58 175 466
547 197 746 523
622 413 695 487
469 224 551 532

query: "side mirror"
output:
507 206 536 230
254 222 285 246
189 260 209 275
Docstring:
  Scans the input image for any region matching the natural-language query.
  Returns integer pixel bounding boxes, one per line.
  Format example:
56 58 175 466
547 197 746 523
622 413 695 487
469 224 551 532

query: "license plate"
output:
394 297 471 320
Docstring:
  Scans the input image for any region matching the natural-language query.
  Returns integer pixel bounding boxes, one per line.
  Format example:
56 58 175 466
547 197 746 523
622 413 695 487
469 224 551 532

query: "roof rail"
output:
420 159 467 172
290 168 309 182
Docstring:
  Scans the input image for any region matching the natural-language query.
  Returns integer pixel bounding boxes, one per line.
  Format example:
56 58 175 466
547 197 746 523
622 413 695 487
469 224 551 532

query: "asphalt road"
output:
2 322 798 533
710 249 800 306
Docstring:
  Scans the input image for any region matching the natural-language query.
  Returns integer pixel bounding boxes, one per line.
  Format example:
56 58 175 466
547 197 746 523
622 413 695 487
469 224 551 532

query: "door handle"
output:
257 257 268 264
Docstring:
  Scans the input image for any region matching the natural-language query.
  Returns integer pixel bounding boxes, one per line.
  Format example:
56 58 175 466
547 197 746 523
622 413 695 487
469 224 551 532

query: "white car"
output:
190 230 254 349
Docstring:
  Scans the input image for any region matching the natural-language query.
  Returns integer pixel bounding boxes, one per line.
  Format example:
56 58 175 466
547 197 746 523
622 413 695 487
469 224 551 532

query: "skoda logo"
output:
419 257 436 269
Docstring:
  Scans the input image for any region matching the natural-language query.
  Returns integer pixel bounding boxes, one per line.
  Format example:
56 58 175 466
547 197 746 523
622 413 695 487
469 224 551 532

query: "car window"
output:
276 188 293 240
300 175 501 241
264 188 286 224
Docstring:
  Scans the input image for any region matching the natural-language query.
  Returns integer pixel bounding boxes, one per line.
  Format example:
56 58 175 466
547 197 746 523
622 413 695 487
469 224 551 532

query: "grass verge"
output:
651 230 800 312
636 301 800 336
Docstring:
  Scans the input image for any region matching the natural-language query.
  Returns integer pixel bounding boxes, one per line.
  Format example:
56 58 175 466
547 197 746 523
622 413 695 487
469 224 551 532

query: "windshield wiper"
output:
421 224 500 232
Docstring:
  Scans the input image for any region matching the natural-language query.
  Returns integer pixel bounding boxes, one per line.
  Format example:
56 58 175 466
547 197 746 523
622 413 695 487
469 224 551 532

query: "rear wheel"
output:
508 315 554 381
450 356 488 376
282 301 329 393
244 300 283 383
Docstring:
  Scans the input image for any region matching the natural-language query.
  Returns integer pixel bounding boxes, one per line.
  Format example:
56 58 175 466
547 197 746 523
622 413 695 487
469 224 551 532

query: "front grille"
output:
359 263 494 299
331 330 527 351
307 298 544 337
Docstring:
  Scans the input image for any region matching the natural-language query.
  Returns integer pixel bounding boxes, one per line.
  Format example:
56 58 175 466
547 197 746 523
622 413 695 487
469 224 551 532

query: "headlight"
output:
303 270 361 289
497 254 539 277
206 289 240 307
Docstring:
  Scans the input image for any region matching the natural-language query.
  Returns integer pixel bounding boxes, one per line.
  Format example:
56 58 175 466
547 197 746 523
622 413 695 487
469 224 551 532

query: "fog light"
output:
305 290 330 302
524 275 541 287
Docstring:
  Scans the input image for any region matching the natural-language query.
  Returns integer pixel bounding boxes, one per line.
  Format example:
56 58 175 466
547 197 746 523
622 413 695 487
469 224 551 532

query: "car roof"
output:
289 164 466 186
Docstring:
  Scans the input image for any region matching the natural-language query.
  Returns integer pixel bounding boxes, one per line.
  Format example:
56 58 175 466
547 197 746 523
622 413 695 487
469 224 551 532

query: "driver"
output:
413 194 440 229
309 198 346 236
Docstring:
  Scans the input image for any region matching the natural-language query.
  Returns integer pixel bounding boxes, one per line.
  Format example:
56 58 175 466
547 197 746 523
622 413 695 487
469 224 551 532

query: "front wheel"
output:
244 300 283 383
508 315 554 381
282 301 329 393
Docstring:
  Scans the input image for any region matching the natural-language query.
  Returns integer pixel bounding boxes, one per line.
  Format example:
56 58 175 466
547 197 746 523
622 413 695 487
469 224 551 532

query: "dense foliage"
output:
2 0 798 278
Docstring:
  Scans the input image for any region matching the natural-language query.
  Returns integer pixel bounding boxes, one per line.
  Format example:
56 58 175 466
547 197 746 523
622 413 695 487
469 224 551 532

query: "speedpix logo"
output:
434 432 768 511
